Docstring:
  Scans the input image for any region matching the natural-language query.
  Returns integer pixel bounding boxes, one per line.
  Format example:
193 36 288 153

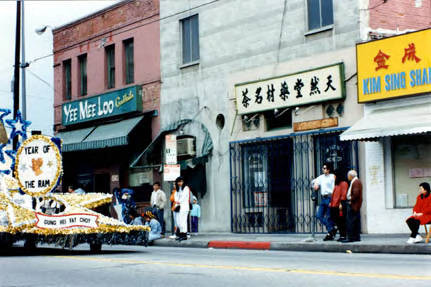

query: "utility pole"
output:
21 0 26 121
13 0 21 150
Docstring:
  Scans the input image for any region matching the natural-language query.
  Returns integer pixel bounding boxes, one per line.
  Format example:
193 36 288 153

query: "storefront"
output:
131 119 213 192
341 29 431 233
57 86 157 201
229 48 364 233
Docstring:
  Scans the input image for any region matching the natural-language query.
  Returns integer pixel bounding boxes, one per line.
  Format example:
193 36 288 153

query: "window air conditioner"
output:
177 136 196 157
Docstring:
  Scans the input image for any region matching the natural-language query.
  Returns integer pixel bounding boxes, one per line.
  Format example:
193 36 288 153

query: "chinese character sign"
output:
165 134 177 165
357 28 431 103
235 63 345 115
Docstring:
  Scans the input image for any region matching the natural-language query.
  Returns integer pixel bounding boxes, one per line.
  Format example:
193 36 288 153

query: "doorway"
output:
94 173 111 193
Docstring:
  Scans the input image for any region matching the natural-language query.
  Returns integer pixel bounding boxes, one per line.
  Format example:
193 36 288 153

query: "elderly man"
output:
342 170 363 243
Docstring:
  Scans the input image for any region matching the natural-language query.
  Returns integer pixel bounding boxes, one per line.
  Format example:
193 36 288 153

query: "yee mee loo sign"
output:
62 86 142 126
357 29 431 103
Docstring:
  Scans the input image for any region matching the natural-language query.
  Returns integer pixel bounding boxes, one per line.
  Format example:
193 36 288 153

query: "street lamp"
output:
35 25 52 35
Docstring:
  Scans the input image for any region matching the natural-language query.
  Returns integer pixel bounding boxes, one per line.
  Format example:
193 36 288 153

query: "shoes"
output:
406 237 415 244
414 235 423 243
323 233 334 241
337 237 346 242
340 239 354 243
187 234 191 239
169 235 176 239
340 238 360 243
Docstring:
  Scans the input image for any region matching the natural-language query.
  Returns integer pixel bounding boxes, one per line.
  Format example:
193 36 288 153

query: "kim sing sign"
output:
357 29 431 103
62 86 142 125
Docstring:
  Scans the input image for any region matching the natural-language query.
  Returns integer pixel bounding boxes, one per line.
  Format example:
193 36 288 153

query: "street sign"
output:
165 134 177 164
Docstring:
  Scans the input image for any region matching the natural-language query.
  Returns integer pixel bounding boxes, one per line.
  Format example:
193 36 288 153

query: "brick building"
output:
53 0 160 201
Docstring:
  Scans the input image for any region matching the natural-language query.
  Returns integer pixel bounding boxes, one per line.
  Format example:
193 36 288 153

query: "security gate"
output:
230 131 358 233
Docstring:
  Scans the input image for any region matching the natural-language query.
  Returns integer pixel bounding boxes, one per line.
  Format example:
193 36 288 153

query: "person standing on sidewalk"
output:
150 182 167 235
169 186 177 239
330 171 348 241
173 176 191 241
342 170 363 243
313 162 336 241
405 182 431 244
190 196 201 235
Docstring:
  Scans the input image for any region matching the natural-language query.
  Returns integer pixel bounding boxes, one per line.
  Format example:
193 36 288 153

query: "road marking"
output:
53 256 431 281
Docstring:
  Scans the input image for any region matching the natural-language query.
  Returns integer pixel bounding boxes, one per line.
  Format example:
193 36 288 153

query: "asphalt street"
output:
1 243 430 287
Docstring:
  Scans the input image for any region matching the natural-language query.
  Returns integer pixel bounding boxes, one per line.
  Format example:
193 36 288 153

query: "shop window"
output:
63 59 71 100
264 109 292 130
314 133 356 177
392 135 431 208
181 14 200 65
78 54 87 96
243 146 268 208
106 45 115 89
307 0 333 31
124 38 134 84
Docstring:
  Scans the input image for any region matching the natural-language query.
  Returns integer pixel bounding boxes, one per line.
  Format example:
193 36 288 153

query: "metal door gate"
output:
230 131 358 233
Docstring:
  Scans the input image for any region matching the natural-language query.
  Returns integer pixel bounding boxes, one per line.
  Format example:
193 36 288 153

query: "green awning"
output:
129 119 191 168
130 118 214 169
57 126 96 152
58 116 144 152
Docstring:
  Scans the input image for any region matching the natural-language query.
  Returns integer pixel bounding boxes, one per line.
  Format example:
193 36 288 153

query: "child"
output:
129 208 143 225
190 196 200 234
144 210 162 242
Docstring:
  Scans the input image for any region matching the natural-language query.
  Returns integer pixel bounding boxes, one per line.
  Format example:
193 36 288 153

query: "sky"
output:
0 0 120 136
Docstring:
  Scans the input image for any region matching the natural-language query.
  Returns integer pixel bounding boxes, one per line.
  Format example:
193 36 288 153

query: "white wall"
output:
160 0 360 232
364 95 431 233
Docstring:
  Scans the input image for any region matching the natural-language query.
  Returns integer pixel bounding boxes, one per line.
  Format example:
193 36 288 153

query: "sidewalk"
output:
153 233 431 255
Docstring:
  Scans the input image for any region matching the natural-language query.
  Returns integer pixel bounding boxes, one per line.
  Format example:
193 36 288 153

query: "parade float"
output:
0 108 149 251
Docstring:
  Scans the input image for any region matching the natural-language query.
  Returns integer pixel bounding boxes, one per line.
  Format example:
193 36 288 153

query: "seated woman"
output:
406 182 431 244
144 211 162 242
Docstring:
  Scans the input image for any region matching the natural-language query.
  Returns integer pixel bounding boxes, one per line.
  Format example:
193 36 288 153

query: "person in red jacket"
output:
406 182 431 244
329 170 349 241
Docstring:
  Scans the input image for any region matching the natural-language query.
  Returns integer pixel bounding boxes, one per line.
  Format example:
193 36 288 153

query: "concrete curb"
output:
153 239 431 254
269 242 431 254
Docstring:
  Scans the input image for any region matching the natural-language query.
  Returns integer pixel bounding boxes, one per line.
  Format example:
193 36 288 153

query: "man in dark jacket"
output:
342 170 363 243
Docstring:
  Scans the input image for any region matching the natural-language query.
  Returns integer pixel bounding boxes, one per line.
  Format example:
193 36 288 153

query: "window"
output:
78 54 87 96
307 0 333 31
264 109 292 130
124 39 134 84
106 45 115 89
63 59 71 100
181 14 200 65
392 135 431 208
243 146 268 208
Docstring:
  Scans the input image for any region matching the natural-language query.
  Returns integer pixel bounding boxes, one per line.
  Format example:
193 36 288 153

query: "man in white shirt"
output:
150 182 167 235
313 162 336 241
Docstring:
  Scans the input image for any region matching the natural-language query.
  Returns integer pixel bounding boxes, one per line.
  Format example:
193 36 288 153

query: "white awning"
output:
340 103 431 141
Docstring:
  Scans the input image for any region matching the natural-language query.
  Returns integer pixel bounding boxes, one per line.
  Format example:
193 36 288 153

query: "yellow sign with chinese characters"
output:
357 29 431 103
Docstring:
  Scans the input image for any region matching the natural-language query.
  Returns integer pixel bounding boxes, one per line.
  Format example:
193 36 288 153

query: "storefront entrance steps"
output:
153 233 431 255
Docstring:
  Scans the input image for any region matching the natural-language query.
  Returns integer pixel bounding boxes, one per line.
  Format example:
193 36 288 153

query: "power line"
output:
27 68 53 90
27 0 221 62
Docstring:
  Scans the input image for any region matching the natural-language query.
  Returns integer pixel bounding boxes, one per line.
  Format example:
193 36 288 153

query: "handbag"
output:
174 205 180 212
189 189 193 210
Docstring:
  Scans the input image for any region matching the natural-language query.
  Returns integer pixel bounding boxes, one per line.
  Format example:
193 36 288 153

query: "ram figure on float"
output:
0 109 149 251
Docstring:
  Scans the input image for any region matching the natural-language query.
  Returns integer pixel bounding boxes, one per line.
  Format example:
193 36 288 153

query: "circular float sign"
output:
15 135 62 196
